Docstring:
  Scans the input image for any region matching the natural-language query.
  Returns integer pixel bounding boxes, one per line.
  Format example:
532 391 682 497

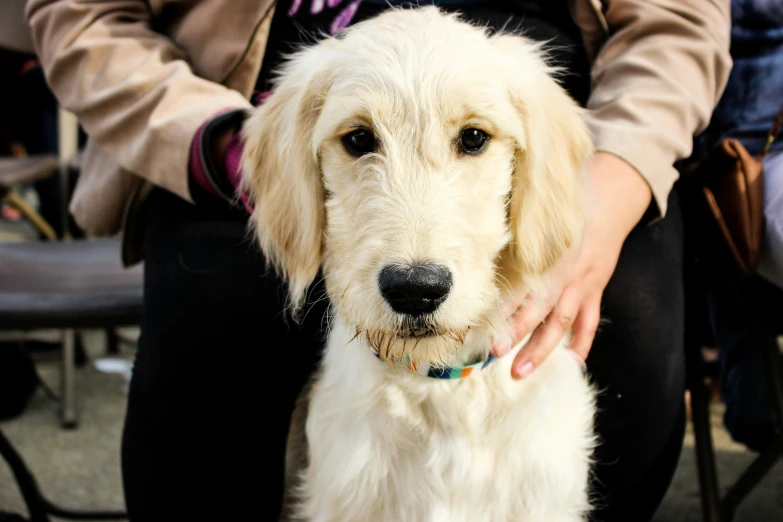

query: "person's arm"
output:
586 0 732 216
497 0 732 377
26 0 253 203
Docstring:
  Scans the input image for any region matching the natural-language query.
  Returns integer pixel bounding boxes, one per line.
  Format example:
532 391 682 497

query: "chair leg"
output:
2 191 57 240
720 434 783 520
691 372 723 522
60 329 77 429
719 321 783 519
74 331 88 368
685 301 723 522
106 328 120 355
0 429 51 522
761 331 783 430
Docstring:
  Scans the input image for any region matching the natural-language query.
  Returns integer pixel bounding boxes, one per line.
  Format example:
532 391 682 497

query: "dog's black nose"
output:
378 264 452 316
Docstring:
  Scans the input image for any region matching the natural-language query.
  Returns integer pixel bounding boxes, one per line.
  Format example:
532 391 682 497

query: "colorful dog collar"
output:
373 351 497 379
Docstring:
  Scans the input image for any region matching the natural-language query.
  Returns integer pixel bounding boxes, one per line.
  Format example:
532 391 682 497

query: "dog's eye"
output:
342 129 377 157
459 128 488 154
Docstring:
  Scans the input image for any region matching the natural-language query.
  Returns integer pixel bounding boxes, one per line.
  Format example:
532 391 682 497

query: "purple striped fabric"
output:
224 131 253 213
189 92 270 212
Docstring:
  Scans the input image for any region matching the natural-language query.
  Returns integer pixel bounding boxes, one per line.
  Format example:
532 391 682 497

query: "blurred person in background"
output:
0 6 71 422
0 51 60 233
693 0 783 454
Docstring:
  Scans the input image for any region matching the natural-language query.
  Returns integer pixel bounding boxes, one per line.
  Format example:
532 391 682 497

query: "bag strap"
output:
759 104 783 159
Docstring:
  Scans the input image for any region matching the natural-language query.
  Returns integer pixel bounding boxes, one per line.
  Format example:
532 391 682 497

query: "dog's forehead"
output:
336 10 504 83
342 7 491 51
324 12 512 126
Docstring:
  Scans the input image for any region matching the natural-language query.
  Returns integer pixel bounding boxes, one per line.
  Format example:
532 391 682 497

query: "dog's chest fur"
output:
291 319 596 522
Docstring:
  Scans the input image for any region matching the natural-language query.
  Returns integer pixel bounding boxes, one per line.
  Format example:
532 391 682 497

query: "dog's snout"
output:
378 264 452 316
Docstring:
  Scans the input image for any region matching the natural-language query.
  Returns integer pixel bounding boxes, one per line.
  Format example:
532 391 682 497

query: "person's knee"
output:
590 302 685 428
588 254 686 453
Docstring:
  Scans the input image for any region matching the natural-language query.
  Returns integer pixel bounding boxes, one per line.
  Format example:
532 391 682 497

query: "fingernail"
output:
514 361 534 379
569 350 586 367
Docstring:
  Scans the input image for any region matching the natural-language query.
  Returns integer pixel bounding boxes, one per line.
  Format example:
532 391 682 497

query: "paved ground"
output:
0 327 781 521
0 330 132 519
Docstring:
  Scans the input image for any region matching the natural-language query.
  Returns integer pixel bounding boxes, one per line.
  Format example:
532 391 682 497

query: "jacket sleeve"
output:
585 0 732 215
26 0 253 203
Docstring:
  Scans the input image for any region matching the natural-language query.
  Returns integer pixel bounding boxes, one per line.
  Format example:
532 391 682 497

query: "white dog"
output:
242 7 596 522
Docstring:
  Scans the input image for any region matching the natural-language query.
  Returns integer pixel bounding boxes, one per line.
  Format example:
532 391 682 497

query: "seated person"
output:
694 0 783 452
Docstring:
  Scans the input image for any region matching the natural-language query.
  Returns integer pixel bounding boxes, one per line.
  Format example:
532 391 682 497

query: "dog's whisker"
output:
319 304 334 335
494 272 514 296
384 332 394 361
431 338 445 367
340 283 351 303
301 289 331 323
319 302 332 330
485 315 501 337
411 335 423 360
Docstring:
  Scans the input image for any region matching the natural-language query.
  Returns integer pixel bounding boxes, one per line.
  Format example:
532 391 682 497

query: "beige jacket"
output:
26 0 731 265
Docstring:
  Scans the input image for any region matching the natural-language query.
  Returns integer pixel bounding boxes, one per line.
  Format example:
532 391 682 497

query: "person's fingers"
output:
569 294 602 364
511 286 581 379
492 293 554 357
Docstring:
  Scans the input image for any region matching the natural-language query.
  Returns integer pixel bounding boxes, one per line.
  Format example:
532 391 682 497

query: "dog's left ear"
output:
493 35 594 278
241 41 337 313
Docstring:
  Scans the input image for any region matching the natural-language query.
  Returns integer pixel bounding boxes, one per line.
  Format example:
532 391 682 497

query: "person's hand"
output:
493 152 653 379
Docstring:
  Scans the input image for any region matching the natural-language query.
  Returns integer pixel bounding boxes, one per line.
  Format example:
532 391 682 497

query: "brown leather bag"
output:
681 106 783 289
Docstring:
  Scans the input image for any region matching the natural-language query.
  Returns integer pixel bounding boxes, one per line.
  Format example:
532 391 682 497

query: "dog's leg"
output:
279 381 313 522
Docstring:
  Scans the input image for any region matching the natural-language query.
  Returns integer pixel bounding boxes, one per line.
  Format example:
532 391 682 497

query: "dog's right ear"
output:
241 42 336 313
492 35 593 280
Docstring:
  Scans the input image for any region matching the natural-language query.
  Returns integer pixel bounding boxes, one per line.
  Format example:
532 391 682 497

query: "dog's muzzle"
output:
397 318 439 339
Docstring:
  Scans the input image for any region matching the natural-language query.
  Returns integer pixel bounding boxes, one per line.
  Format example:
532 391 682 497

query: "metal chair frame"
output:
0 429 127 522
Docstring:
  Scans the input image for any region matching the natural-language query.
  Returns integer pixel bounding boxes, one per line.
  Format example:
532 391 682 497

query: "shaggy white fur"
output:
242 7 597 521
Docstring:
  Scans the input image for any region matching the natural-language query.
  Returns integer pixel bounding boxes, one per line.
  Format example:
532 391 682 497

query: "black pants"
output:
123 187 685 522
121 189 328 520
